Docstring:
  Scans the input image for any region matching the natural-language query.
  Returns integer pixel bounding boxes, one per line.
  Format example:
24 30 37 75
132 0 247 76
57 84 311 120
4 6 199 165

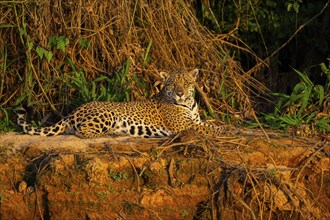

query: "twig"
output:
268 1 330 60
294 143 325 186
125 156 140 192
34 184 44 220
233 194 257 220
251 108 270 141
247 1 330 74
194 82 216 117
30 61 59 115
168 159 176 187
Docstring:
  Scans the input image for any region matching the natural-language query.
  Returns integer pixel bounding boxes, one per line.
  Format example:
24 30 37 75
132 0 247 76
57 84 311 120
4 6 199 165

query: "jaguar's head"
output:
158 69 198 108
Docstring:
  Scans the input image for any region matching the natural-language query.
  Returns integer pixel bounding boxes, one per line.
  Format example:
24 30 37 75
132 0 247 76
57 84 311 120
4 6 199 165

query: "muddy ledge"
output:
0 132 329 219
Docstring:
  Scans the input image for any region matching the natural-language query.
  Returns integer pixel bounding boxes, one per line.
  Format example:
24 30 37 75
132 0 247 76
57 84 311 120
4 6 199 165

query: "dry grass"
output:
0 0 268 122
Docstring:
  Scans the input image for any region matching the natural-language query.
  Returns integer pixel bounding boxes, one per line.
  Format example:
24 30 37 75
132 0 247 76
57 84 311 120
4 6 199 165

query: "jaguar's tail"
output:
16 105 68 136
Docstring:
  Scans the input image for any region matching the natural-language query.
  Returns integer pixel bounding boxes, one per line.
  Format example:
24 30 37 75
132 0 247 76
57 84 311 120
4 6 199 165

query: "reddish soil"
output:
0 131 329 219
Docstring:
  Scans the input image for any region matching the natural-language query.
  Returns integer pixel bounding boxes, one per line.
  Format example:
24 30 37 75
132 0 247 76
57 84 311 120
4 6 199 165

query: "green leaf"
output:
287 3 292 12
78 38 90 49
14 93 26 106
291 82 306 96
64 37 69 45
314 85 324 106
293 68 313 86
272 92 290 99
49 36 57 47
27 41 33 51
44 50 53 62
279 115 300 126
91 81 96 101
316 117 330 132
36 46 44 59
320 62 329 74
121 60 130 85
144 39 152 63
67 58 77 71
19 27 25 36
57 40 66 52
49 36 69 52
297 86 311 115
56 36 69 52
99 85 106 100
293 2 300 13
94 75 109 82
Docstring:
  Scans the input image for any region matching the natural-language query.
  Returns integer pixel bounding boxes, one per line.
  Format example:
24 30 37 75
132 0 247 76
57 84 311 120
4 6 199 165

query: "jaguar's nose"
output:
175 84 185 98
176 90 184 97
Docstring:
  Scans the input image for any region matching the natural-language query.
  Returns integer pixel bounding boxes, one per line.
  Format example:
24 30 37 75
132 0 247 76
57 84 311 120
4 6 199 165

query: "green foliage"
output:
63 59 133 105
109 169 128 182
182 210 189 217
262 60 330 133
216 79 237 123
78 38 91 49
195 0 328 58
286 0 302 13
0 108 15 133
36 46 53 62
49 36 69 53
143 39 152 64
35 35 69 62
96 192 108 200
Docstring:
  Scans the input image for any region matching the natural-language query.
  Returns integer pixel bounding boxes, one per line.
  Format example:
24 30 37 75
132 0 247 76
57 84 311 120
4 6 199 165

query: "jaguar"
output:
17 69 226 138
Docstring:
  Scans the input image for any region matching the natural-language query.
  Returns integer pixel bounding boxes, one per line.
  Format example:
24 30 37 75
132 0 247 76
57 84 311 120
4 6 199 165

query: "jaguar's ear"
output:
188 69 199 79
159 71 170 80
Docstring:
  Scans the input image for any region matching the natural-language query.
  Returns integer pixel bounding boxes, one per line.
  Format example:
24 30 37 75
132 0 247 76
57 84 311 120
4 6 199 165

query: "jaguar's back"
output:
17 69 225 138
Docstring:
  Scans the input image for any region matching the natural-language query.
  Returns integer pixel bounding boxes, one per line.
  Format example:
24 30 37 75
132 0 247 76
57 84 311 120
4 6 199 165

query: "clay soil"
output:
0 131 329 220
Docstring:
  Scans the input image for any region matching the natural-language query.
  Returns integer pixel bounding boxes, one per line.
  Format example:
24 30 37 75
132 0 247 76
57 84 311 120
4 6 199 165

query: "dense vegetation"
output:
0 0 329 134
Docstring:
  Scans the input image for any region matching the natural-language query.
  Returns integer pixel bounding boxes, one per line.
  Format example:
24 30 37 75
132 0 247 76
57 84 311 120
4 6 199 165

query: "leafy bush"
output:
63 59 133 105
263 59 330 134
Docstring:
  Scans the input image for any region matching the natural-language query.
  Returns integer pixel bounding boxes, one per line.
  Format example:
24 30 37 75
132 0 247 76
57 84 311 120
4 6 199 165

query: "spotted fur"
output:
17 69 225 138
